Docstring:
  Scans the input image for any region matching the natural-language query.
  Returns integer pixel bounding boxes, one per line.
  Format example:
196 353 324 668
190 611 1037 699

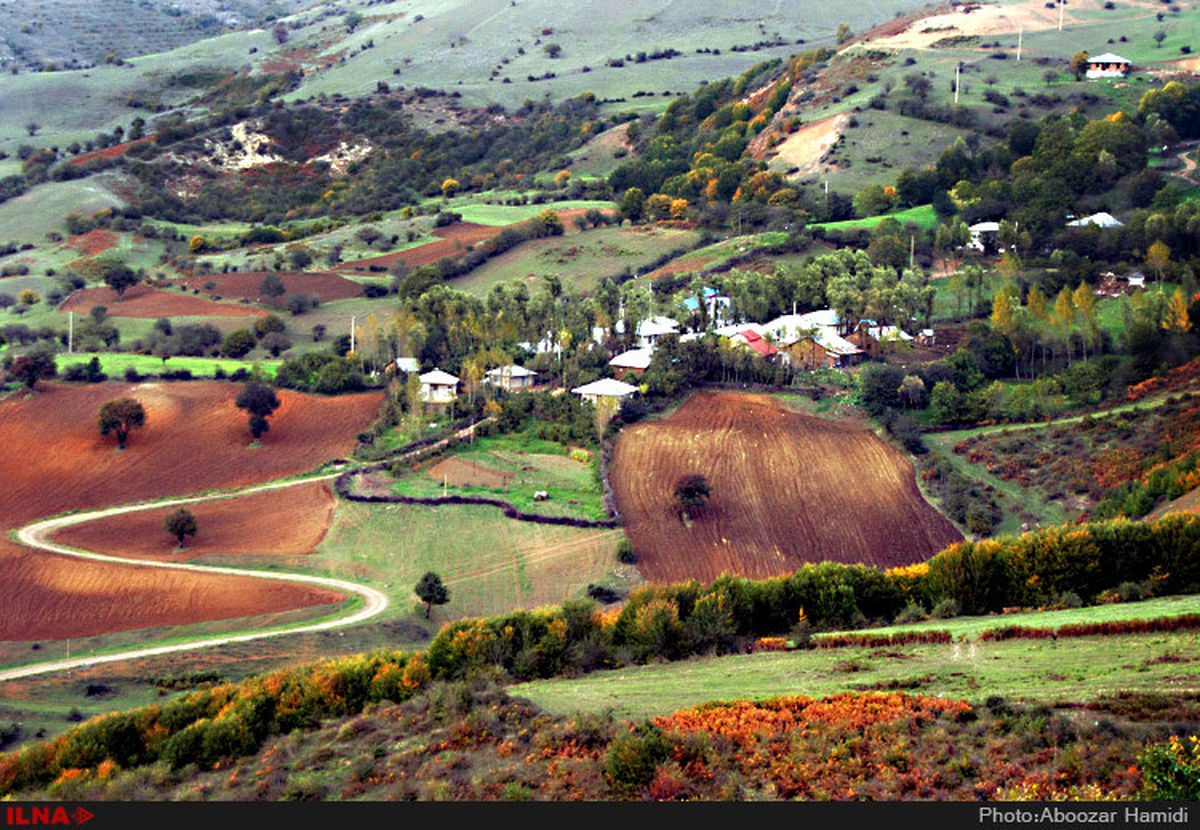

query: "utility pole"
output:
954 62 961 104
1017 28 1022 61
350 315 356 354
68 311 73 354
910 234 915 269
1059 0 1064 32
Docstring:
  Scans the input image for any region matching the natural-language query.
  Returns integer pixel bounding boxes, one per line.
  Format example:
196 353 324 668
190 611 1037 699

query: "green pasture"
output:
315 499 627 621
0 177 126 246
449 200 618 227
56 351 281 380
388 433 607 521
447 224 703 296
513 594 1200 720
811 203 938 234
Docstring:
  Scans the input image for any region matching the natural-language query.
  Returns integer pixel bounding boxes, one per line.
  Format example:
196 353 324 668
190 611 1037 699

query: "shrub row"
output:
813 630 954 649
339 489 618 529
979 613 1200 642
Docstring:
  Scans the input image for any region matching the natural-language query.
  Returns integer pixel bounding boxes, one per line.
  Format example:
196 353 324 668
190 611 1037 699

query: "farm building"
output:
782 330 864 370
419 369 460 404
484 364 538 391
1067 211 1123 228
609 347 654 377
760 310 840 344
1085 53 1131 79
571 377 639 405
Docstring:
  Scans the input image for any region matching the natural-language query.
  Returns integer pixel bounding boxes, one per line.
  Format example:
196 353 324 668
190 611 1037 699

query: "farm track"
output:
1 474 389 683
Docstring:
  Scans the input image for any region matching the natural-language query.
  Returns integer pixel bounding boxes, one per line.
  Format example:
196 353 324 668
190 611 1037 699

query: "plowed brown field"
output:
610 392 962 583
177 271 365 304
339 223 500 272
50 481 336 563
60 285 264 318
0 382 381 641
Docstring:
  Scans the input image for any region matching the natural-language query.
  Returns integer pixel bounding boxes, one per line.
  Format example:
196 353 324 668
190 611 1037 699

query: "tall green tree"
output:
414 571 449 618
164 507 197 548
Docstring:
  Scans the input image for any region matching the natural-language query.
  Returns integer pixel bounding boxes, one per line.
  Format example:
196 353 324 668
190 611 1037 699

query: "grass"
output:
446 199 617 227
388 432 608 521
512 594 1200 721
447 224 703 297
811 203 938 233
56 351 282 380
315 499 629 621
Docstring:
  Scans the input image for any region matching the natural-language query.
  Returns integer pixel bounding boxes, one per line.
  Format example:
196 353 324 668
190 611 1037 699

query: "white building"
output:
636 315 680 348
1086 53 1132 79
484 364 537 392
1067 211 1123 228
571 377 639 405
419 369 460 404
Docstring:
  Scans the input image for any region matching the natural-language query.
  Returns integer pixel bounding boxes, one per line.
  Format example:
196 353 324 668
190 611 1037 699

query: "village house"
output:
484 364 538 392
636 315 681 348
609 347 654 379
780 329 864 370
729 328 779 359
570 377 639 405
680 286 732 328
1085 53 1132 79
966 221 1000 254
418 369 460 404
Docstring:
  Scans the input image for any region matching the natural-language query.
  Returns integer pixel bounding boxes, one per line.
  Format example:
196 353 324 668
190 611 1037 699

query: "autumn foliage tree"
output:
98 397 146 449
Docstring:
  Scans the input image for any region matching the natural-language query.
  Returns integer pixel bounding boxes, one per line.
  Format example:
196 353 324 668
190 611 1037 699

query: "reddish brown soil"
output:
0 382 381 640
424 457 513 489
610 392 962 583
339 223 500 272
59 284 264 318
68 138 153 167
66 230 120 257
51 481 336 563
177 271 365 304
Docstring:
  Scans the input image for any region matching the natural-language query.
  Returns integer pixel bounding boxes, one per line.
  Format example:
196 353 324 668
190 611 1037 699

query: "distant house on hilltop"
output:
571 377 639 405
1086 53 1132 79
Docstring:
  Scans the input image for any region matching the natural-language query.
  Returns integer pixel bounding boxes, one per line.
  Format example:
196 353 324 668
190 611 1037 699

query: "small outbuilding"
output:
1067 211 1124 228
1086 53 1132 79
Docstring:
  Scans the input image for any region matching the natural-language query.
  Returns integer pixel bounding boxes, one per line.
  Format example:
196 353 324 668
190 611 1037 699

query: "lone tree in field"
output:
98 259 140 301
673 473 711 520
414 571 449 618
98 397 146 449
235 379 281 442
164 507 197 548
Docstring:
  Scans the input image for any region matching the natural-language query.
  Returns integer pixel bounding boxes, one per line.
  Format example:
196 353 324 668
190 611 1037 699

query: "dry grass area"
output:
611 392 962 583
772 113 850 176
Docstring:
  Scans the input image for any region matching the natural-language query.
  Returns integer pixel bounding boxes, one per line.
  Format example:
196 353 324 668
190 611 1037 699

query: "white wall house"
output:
419 369 460 404
571 378 639 405
484 365 537 392
1086 53 1131 79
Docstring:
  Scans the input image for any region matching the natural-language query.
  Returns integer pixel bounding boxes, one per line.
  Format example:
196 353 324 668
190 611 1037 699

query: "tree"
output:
235 379 281 442
618 187 646 223
1147 240 1171 287
221 329 256 359
836 23 853 44
673 473 711 520
259 273 285 299
414 571 449 618
98 397 145 450
441 178 460 198
164 507 197 548
99 259 139 300
8 347 56 390
1070 51 1090 79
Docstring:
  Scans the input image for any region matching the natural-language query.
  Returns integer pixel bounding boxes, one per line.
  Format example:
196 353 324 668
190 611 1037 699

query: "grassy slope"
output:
513 594 1200 721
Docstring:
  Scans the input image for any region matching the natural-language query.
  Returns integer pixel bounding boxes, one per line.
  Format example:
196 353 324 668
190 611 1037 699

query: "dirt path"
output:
0 474 389 682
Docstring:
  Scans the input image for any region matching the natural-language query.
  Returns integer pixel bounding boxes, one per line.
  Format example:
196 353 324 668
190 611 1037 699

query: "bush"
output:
895 601 927 624
930 597 961 619
616 536 637 564
604 725 674 796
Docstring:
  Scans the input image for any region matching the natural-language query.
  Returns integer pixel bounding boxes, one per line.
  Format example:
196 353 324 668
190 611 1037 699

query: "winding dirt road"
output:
0 474 390 682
